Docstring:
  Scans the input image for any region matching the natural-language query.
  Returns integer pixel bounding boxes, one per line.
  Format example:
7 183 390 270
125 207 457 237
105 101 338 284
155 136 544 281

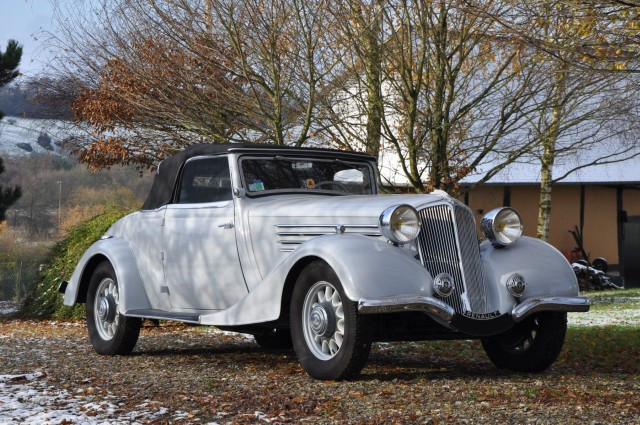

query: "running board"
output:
124 309 201 324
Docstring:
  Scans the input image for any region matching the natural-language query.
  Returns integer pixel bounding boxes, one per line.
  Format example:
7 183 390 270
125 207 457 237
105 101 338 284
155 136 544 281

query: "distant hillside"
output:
0 117 78 157
0 82 73 120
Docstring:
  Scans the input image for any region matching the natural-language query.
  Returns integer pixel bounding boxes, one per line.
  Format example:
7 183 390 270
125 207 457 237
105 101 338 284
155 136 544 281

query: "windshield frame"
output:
238 154 378 197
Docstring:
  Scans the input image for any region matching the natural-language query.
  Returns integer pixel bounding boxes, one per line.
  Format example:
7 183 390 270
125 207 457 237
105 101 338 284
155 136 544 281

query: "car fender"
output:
200 234 432 326
480 236 579 313
63 237 151 312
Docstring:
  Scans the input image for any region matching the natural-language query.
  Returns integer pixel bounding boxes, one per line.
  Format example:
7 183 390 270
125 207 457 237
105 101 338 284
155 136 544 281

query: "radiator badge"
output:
463 310 501 320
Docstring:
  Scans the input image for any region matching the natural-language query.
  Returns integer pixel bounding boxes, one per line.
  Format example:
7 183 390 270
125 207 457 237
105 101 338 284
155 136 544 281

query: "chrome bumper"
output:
511 296 590 322
357 295 590 325
358 296 455 322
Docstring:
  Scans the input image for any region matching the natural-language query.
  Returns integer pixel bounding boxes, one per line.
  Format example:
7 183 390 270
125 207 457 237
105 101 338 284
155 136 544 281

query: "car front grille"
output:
416 203 488 314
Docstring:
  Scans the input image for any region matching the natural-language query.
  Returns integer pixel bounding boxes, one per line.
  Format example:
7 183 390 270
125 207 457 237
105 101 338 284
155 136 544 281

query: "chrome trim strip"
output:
358 296 455 322
124 311 201 324
275 224 382 253
511 296 590 323
275 224 378 229
276 231 381 236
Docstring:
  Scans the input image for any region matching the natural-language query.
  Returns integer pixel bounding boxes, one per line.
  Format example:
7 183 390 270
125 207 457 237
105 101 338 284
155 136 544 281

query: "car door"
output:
163 155 248 310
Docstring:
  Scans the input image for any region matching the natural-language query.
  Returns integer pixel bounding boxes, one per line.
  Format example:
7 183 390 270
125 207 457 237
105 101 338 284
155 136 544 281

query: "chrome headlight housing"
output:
480 207 523 246
379 204 421 244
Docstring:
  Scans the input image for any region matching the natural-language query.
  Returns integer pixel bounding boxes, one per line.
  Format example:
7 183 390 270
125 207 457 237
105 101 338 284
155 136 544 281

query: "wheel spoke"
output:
317 291 325 303
329 340 338 355
336 304 344 319
331 291 340 307
334 332 343 348
337 319 344 333
321 339 329 354
324 286 332 303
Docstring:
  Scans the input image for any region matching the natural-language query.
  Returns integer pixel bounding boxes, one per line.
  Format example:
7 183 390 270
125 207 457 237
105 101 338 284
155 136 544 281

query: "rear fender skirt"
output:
63 237 151 312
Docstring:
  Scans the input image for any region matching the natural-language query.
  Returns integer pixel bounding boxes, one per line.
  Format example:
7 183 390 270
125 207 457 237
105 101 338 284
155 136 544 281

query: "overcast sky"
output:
0 0 57 78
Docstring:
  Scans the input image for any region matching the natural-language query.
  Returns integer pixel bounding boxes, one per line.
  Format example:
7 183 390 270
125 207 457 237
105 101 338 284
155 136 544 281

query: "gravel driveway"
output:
1 317 638 424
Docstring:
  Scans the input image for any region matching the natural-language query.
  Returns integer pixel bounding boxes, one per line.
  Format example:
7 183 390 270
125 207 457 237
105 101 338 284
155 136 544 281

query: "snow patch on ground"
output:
0 301 19 316
0 117 79 157
569 308 640 327
189 327 255 342
0 372 172 424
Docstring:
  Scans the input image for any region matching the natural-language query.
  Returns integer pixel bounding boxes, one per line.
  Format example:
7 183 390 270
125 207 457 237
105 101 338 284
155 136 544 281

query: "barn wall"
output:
467 184 622 264
624 189 640 217
582 186 618 264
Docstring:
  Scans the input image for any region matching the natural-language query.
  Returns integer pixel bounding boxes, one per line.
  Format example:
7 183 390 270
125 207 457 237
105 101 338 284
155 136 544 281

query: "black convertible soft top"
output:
141 143 375 210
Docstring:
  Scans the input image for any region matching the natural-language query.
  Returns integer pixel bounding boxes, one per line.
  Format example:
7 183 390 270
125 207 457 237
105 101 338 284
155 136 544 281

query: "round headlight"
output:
480 207 523 246
379 204 421 244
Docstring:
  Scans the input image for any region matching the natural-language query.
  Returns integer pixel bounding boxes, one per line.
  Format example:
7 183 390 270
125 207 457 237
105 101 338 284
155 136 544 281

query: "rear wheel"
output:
290 261 371 380
86 262 141 355
481 312 567 372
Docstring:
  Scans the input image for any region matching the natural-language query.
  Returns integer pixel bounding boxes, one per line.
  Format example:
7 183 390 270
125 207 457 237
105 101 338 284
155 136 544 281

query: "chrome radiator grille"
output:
416 203 487 314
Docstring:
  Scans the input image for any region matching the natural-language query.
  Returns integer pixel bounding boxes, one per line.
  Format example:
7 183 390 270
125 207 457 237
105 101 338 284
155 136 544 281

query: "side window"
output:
177 157 232 204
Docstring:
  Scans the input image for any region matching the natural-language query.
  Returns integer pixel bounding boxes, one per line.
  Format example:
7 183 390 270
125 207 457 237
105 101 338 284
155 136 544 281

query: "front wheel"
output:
481 312 567 372
290 261 372 380
86 261 141 355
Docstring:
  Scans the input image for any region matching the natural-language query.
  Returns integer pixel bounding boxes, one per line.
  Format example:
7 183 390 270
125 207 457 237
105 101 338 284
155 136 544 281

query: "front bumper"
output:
358 295 590 336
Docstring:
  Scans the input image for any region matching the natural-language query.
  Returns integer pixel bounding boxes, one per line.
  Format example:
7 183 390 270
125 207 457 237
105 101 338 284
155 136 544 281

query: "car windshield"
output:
240 156 375 195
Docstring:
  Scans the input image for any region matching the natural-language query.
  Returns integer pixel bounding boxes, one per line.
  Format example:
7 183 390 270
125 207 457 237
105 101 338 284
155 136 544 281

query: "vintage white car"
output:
60 143 589 380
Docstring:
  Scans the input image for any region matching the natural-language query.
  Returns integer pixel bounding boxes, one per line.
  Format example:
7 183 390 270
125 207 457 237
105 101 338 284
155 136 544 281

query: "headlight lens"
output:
480 207 523 246
379 204 421 244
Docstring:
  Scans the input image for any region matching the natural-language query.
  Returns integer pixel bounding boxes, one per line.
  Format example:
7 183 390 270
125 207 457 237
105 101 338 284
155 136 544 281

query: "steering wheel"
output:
314 181 349 192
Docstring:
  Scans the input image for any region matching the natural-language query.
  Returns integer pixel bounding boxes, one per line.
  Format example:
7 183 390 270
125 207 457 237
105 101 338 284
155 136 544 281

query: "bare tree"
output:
324 1 547 194
466 0 640 73
45 0 341 170
47 0 245 169
467 1 640 239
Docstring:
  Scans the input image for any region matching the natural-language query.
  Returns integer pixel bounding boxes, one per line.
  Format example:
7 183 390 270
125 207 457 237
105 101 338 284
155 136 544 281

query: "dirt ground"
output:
0 318 638 424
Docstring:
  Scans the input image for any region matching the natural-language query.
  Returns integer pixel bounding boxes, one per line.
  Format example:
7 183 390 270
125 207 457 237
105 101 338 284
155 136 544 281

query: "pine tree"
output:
0 158 21 221
0 39 23 221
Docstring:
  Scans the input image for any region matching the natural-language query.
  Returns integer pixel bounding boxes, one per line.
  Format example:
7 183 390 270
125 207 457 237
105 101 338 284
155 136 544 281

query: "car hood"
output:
246 192 451 220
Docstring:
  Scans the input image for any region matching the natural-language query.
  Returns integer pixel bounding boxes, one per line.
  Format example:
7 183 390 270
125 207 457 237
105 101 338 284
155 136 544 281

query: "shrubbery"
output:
20 210 128 319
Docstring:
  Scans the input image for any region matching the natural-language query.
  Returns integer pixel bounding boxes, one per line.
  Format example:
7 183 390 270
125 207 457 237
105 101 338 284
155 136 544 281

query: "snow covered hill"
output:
0 117 78 158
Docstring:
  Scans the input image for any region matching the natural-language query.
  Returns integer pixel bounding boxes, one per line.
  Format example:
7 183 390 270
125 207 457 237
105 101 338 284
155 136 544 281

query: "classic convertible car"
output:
60 143 589 380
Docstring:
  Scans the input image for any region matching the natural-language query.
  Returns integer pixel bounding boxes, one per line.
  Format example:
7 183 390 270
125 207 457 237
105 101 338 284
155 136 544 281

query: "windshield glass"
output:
240 156 375 195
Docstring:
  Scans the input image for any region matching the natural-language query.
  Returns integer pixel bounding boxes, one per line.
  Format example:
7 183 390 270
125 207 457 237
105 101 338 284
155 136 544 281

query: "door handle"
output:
218 222 234 229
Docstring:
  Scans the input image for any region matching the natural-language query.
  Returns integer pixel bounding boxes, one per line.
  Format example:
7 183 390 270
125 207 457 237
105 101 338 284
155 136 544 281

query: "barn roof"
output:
460 143 640 185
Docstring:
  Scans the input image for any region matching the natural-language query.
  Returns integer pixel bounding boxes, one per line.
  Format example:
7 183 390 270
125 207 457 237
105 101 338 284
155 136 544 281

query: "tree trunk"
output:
359 0 384 158
536 137 555 241
536 64 566 241
428 6 450 193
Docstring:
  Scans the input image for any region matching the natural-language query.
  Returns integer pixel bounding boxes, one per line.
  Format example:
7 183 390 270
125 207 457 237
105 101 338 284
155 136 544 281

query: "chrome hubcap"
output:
98 298 109 320
94 278 120 341
302 281 345 360
310 305 329 336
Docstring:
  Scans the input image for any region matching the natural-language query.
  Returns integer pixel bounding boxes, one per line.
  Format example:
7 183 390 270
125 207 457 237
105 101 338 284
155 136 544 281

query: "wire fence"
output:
0 262 42 304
